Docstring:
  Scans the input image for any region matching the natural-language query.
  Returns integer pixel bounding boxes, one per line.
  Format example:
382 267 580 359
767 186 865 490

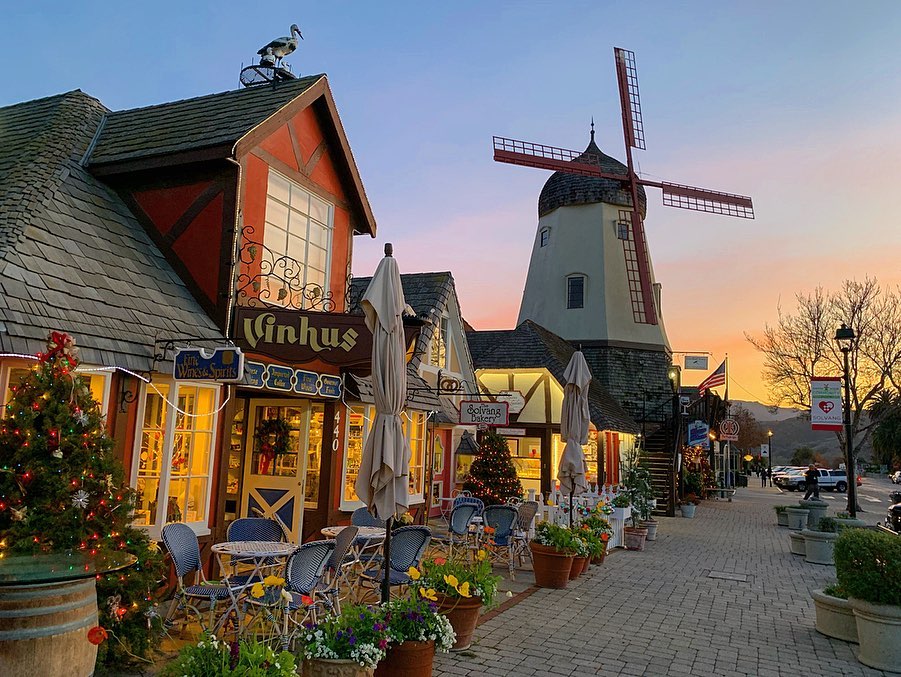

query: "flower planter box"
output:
799 499 828 529
850 598 901 672
802 529 838 565
776 511 789 527
612 506 631 521
785 507 809 531
374 640 435 677
812 590 857 643
436 594 482 651
529 542 573 590
788 531 805 556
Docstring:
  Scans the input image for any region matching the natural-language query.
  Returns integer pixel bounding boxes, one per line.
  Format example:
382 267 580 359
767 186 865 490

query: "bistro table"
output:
210 540 297 633
0 550 136 677
320 526 386 598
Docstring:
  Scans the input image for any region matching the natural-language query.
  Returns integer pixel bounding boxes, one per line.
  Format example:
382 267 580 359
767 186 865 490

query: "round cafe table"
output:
0 550 136 677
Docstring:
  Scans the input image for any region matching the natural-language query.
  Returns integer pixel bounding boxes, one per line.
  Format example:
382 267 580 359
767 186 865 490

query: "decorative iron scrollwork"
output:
236 225 338 312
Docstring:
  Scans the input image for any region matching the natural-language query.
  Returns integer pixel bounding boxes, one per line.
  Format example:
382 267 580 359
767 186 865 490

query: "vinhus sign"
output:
234 307 421 367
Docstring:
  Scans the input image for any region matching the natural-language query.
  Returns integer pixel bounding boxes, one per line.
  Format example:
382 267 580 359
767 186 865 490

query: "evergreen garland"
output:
0 333 164 671
462 430 524 506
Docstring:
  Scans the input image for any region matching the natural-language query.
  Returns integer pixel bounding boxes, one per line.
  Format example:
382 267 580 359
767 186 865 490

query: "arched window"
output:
567 275 585 309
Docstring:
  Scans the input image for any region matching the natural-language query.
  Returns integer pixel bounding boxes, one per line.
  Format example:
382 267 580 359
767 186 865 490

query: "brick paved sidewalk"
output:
434 486 889 677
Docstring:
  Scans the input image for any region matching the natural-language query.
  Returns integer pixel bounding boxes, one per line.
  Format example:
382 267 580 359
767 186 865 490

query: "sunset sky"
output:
5 2 901 404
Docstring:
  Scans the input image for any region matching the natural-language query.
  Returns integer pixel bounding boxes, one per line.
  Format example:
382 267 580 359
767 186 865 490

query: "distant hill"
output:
732 400 801 422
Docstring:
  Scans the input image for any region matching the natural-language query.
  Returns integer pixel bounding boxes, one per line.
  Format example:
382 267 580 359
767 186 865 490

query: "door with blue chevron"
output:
242 399 323 543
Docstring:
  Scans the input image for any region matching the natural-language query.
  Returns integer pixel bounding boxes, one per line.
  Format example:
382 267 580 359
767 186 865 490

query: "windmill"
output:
493 47 754 326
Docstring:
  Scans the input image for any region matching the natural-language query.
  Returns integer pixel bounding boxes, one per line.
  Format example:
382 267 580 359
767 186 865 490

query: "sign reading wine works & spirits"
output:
173 347 244 381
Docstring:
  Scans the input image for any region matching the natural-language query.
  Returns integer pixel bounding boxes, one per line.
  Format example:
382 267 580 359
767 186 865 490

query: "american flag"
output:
697 360 726 396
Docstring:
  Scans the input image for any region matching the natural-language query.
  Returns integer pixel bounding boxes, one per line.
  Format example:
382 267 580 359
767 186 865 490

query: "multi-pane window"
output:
133 382 219 536
3 365 110 415
540 228 550 247
567 275 585 309
404 412 426 498
264 169 333 308
429 317 449 368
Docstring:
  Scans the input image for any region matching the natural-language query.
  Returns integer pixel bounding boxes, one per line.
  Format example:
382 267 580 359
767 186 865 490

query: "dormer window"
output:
263 169 333 308
429 316 450 368
567 275 585 309
540 228 550 247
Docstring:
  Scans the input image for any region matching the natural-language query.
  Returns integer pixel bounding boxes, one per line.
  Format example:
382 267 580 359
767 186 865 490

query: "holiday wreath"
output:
254 417 292 456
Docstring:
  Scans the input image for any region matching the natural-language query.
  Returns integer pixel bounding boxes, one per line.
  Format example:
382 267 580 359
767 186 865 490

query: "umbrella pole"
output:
569 487 574 528
381 517 393 605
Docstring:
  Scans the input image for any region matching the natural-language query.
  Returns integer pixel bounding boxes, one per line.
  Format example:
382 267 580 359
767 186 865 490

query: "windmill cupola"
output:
537 128 647 218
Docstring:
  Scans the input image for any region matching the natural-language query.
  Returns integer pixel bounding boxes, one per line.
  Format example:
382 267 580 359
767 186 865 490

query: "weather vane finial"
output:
590 117 595 142
257 23 303 68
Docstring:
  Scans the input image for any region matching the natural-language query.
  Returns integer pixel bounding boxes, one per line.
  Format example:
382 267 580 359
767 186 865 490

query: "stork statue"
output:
258 24 303 67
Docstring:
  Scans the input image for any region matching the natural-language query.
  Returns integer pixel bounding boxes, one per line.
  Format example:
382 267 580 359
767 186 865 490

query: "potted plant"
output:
529 521 577 590
678 494 699 518
374 597 455 677
785 505 809 530
610 492 631 521
299 604 390 677
622 448 657 545
162 633 296 677
581 515 612 564
811 583 857 643
802 516 840 565
774 505 789 527
799 497 828 529
833 511 866 530
415 552 500 651
568 528 591 578
835 528 901 672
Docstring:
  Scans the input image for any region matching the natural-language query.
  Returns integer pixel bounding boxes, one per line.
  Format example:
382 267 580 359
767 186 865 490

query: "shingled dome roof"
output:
538 131 647 218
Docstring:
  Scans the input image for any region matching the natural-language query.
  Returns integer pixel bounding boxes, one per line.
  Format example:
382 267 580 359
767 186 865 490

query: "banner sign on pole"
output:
810 377 843 431
760 443 769 458
719 418 740 442
684 355 709 370
687 420 710 448
459 401 509 426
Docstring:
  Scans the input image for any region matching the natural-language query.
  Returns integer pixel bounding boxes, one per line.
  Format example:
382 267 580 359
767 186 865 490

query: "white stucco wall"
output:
517 202 670 350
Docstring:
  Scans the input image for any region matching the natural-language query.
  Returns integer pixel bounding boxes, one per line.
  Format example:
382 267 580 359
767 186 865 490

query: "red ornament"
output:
87 626 108 645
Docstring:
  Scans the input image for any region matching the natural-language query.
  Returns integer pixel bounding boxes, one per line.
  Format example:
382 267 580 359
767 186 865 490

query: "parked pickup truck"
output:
775 468 850 493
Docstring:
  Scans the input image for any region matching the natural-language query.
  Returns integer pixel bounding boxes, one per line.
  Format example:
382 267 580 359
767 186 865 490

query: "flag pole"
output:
725 354 731 489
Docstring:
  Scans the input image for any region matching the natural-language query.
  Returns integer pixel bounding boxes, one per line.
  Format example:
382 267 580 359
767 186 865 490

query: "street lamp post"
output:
835 323 858 518
767 430 773 487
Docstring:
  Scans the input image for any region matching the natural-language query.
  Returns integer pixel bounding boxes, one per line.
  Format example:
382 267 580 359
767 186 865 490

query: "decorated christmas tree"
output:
462 430 523 505
0 333 164 669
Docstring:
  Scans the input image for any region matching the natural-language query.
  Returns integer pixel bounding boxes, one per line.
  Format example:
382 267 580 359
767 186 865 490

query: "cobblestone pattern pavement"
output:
433 486 890 677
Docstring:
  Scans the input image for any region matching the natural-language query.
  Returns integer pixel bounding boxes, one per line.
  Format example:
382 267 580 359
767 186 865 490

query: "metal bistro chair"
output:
315 525 358 614
225 517 286 585
161 522 235 633
359 526 431 600
432 503 478 560
511 500 539 569
351 506 387 527
482 505 519 578
452 493 485 517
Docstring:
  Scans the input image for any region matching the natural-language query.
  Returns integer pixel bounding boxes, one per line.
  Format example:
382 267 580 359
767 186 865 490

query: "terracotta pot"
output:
529 542 574 590
569 555 589 579
591 541 609 565
623 526 648 551
436 593 482 651
374 640 435 677
304 658 375 677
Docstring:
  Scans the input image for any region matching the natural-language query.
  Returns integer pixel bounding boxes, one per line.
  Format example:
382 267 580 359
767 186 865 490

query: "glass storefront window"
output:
307 404 324 507
508 437 541 498
405 412 426 498
3 365 110 415
552 433 598 488
343 407 370 505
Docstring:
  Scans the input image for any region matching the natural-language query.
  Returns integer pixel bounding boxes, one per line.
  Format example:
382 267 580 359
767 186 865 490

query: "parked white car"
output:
891 470 901 484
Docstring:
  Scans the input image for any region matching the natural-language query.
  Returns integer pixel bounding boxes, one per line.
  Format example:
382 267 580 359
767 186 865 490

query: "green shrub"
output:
834 528 901 606
817 517 838 533
611 493 631 508
823 583 848 599
774 506 788 514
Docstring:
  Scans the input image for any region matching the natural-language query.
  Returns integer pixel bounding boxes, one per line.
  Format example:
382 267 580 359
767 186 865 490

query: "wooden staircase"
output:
644 422 677 517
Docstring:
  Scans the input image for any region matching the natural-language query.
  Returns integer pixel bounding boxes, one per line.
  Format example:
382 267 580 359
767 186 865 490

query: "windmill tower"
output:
495 48 753 419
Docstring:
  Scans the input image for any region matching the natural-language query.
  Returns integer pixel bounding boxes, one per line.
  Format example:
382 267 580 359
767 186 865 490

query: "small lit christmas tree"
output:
462 430 523 505
0 332 164 669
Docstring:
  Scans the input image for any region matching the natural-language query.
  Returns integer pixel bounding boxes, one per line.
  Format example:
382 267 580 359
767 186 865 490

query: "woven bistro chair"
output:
225 517 285 585
451 493 485 517
315 526 358 614
359 526 431 601
161 522 236 633
351 506 387 527
511 500 540 568
431 503 478 560
482 504 519 578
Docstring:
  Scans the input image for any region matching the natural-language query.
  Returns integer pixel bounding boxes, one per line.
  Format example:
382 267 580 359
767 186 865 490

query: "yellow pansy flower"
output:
457 581 471 598
250 582 265 598
263 575 284 587
477 549 487 561
408 566 421 581
419 587 438 601
443 574 459 588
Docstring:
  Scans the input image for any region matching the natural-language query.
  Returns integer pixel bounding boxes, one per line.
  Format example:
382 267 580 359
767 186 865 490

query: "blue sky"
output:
4 2 901 402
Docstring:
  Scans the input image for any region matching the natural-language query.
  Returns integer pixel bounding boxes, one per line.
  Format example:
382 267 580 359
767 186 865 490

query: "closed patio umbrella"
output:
558 350 591 527
354 243 412 603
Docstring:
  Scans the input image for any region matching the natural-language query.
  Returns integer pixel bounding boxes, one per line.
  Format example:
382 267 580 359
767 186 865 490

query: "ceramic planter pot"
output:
802 529 838 565
591 541 609 565
374 640 435 677
641 520 658 541
436 594 482 651
529 542 573 590
569 555 589 579
811 589 857 643
799 499 828 529
785 507 809 531
850 598 901 672
623 526 647 551
776 511 789 527
304 659 375 677
680 503 696 518
788 531 805 556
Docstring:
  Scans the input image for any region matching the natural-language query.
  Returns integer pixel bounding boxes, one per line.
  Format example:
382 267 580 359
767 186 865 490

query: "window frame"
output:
539 228 550 247
428 315 451 370
2 361 112 417
566 275 585 310
130 379 221 539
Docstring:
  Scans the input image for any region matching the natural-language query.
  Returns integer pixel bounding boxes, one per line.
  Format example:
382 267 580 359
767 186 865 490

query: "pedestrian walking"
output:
767 468 773 487
760 469 766 487
803 464 820 499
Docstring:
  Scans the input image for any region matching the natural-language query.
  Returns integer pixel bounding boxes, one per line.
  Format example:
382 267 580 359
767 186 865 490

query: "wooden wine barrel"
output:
0 578 99 676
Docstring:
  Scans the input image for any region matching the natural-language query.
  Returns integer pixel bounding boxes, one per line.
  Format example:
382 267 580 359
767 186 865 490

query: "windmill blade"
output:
493 136 626 181
641 180 755 219
617 209 658 325
614 47 646 151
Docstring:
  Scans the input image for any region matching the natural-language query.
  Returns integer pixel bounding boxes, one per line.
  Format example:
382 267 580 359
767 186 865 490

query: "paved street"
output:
434 485 891 677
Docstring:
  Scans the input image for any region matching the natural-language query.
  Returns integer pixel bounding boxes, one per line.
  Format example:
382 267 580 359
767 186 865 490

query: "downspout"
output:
223 156 243 342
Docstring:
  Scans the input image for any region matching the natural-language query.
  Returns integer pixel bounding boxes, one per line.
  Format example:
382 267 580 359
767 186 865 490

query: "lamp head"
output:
835 323 855 351
767 430 773 438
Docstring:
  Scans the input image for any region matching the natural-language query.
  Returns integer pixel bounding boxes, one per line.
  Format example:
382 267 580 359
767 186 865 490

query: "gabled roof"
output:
0 91 224 369
467 320 639 434
88 75 323 166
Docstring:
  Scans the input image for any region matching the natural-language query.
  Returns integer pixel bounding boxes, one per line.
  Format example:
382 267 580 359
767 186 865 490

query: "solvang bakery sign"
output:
234 307 421 367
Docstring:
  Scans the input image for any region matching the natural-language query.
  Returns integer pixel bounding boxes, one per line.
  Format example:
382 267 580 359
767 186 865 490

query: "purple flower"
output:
379 639 388 649
337 630 343 639
348 636 356 645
